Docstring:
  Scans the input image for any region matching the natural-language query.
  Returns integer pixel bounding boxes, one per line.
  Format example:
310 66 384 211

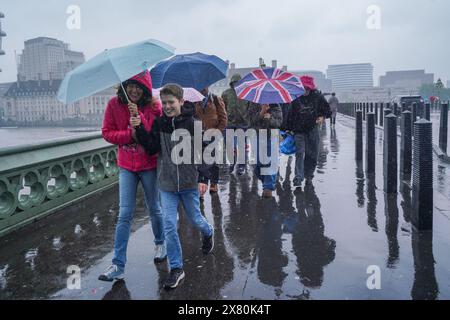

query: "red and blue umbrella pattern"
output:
235 67 305 104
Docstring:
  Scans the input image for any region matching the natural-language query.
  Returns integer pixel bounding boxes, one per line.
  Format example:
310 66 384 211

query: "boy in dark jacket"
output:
132 84 214 290
286 76 331 188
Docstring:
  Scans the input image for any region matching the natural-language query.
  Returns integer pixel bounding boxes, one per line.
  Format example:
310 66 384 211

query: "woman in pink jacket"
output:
99 71 165 282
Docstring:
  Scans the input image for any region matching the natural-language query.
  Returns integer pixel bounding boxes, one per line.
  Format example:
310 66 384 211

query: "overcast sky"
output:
1 0 449 85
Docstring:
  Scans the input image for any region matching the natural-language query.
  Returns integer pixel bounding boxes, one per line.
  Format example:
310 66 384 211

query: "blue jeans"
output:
226 125 249 172
160 189 213 270
294 125 320 182
112 168 164 270
254 130 278 191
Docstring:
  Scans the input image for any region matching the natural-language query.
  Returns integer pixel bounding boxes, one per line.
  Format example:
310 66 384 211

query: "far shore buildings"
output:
3 80 114 124
379 70 434 90
1 37 115 126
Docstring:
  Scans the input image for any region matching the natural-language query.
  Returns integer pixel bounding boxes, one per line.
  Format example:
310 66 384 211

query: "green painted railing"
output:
0 132 119 237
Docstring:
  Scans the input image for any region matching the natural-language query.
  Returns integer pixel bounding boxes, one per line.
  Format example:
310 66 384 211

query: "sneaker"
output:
262 189 273 198
154 244 167 263
202 232 214 255
98 265 124 282
237 167 245 176
164 268 185 289
293 178 303 188
209 183 218 193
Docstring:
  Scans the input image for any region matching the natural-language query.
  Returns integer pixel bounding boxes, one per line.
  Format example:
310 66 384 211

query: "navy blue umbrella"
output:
150 52 228 91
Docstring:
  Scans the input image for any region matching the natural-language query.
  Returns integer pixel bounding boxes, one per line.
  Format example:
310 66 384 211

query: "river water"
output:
0 127 101 149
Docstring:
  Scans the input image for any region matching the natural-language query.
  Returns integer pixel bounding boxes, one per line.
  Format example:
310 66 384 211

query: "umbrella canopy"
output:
235 68 305 104
58 39 175 105
150 52 228 91
152 87 205 102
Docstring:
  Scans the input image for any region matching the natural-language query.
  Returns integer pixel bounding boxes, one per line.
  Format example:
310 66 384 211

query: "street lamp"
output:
0 11 6 74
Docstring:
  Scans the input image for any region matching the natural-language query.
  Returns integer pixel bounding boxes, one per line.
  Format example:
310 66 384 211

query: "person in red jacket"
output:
99 71 166 282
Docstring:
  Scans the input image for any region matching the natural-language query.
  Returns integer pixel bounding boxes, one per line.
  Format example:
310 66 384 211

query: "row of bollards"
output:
353 103 434 231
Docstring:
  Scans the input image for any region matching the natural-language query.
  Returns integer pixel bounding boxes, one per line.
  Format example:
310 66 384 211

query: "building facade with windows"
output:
17 37 85 81
327 63 374 93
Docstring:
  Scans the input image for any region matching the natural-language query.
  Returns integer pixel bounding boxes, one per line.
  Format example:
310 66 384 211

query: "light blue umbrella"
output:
58 39 175 105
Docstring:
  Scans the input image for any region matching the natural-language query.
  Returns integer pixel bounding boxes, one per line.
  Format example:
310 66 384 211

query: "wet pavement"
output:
1 116 450 300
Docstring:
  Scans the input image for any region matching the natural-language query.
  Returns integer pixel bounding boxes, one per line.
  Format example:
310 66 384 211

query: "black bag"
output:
294 103 318 133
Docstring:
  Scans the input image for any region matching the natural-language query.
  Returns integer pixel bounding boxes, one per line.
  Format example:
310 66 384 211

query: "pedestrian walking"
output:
135 84 214 289
222 74 250 176
248 103 283 198
99 71 166 282
286 76 331 188
194 87 228 194
328 93 339 127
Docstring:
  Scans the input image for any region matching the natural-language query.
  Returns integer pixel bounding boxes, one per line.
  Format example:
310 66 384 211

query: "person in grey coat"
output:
328 93 339 127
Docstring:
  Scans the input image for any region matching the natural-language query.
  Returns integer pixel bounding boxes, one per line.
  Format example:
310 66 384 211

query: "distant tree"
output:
435 78 444 99
420 83 450 101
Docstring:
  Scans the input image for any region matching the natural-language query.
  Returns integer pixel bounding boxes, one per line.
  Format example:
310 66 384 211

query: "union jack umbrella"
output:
235 67 305 104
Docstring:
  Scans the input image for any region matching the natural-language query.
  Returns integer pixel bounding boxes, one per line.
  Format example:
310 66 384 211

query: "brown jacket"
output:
194 94 228 131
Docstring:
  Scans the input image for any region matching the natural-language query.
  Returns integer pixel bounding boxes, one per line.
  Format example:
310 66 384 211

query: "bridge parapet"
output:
0 133 118 237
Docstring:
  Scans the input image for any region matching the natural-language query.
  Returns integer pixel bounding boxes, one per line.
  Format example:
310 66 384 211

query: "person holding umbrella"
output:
194 87 228 194
233 67 304 198
248 102 283 198
99 71 166 282
285 76 331 189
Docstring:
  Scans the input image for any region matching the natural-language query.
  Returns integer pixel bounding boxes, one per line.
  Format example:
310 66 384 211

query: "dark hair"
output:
160 83 184 101
117 80 153 107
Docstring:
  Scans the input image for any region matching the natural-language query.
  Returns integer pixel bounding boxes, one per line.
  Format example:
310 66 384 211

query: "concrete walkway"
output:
1 116 449 300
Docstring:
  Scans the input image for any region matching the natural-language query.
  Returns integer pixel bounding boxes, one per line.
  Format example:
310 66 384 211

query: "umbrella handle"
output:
120 82 131 105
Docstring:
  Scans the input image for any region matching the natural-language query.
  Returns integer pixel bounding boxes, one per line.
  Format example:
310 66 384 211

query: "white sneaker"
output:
154 244 167 263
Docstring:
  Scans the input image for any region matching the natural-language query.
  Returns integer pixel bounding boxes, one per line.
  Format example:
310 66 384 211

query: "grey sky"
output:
1 0 449 84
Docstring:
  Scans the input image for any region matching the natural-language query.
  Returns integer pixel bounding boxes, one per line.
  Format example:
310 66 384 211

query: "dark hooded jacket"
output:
285 90 331 133
135 102 210 192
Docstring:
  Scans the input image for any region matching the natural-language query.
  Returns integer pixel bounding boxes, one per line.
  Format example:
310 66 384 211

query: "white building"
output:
3 80 115 125
327 63 374 93
17 37 85 81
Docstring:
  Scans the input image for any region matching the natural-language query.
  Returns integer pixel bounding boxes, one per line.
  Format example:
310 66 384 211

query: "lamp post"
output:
0 11 6 73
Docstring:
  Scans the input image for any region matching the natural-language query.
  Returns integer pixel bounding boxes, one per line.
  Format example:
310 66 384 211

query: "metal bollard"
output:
412 119 433 230
400 111 412 179
366 113 376 173
384 114 398 194
363 102 366 121
393 103 399 117
439 102 448 154
374 103 379 126
356 110 363 161
425 102 431 121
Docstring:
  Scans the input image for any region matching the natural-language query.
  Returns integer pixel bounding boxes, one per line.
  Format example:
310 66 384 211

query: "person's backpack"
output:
295 103 318 133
